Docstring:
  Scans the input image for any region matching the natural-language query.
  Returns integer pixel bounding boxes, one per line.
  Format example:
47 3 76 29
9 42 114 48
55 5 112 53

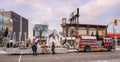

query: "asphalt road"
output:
0 50 120 62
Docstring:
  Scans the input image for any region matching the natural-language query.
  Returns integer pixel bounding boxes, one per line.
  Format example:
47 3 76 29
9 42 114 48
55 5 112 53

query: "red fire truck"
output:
75 36 115 52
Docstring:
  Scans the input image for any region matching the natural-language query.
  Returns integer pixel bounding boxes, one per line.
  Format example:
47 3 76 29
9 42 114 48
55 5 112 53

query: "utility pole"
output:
114 19 119 50
19 16 22 42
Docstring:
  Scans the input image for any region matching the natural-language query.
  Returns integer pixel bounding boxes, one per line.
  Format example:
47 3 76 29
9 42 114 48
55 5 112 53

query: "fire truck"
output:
75 36 115 52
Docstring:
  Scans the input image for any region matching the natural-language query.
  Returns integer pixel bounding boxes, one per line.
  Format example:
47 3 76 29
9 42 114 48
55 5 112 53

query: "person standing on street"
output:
32 44 37 56
51 41 55 55
31 37 38 56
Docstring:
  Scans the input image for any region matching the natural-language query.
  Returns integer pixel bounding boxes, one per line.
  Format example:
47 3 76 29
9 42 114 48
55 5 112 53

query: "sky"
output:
0 0 120 38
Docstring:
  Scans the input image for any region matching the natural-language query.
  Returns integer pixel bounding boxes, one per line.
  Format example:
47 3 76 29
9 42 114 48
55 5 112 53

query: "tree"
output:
39 27 45 41
34 26 45 41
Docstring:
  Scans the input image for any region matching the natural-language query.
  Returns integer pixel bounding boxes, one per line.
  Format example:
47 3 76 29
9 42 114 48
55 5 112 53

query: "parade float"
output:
5 30 68 54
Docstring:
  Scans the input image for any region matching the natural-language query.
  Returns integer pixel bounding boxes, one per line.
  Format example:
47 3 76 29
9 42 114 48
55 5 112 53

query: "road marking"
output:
56 57 60 60
18 55 22 62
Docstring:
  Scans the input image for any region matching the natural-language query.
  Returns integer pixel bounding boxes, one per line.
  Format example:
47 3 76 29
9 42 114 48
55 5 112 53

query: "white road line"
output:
56 57 60 60
18 55 22 62
56 57 65 62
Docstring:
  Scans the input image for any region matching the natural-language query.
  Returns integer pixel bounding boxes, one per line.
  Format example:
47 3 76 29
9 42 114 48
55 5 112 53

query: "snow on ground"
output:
0 51 7 54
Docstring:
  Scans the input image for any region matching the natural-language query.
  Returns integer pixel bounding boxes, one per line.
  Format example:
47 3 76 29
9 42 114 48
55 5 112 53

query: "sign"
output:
81 36 96 40
69 8 79 20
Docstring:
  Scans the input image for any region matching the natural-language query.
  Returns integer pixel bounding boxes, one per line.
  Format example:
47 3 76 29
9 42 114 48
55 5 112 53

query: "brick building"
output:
61 18 108 39
61 8 108 38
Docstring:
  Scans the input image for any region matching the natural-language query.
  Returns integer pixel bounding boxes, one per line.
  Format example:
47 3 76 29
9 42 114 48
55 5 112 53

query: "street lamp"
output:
0 9 4 38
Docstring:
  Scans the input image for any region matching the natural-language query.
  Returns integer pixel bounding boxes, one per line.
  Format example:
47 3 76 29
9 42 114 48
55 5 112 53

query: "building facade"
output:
61 18 108 39
61 8 108 38
0 11 28 41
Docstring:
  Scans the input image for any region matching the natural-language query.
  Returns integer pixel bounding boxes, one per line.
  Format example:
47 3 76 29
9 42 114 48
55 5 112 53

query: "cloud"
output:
2 0 120 24
1 0 120 37
80 0 120 23
3 0 25 7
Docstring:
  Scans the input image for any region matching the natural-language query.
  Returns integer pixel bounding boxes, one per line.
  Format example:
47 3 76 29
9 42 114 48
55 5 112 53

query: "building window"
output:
78 29 87 35
89 28 96 36
78 27 87 35
98 30 102 36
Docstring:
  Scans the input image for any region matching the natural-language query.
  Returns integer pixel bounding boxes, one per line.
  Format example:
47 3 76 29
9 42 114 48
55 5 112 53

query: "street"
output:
0 50 120 62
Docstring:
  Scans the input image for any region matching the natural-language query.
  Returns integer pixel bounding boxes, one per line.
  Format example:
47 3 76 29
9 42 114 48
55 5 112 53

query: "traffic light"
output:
102 30 105 36
7 18 10 32
8 18 10 25
114 19 119 26
7 26 10 32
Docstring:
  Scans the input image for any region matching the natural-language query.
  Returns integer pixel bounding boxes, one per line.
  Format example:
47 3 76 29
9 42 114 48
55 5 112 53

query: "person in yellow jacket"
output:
41 41 47 54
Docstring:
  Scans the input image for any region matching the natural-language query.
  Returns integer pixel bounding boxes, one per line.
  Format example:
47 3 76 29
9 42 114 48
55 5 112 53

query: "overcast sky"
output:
0 0 120 38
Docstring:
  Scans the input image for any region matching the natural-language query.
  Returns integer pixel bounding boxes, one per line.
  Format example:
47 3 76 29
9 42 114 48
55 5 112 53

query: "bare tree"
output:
34 26 45 41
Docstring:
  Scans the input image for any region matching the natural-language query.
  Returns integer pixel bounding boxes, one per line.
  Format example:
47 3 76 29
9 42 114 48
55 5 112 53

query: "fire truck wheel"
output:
84 46 90 52
107 46 112 52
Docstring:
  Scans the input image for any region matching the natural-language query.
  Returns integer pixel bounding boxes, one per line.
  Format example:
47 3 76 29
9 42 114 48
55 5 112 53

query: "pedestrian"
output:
31 44 37 56
31 37 37 56
51 41 55 55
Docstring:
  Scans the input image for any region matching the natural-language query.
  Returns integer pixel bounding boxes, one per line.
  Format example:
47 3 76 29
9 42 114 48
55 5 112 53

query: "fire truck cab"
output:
75 36 114 52
103 38 115 51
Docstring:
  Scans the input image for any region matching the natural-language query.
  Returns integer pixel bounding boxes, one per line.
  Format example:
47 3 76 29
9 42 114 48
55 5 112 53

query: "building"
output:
0 11 28 41
61 18 108 39
33 24 48 37
61 8 107 39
